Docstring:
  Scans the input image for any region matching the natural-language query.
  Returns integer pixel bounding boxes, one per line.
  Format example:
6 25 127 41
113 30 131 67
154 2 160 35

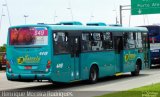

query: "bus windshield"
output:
148 27 159 37
146 26 160 43
9 27 48 46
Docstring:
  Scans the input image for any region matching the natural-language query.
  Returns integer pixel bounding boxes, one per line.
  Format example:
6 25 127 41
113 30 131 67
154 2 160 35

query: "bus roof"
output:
86 22 107 26
9 25 148 32
56 21 83 25
140 25 160 27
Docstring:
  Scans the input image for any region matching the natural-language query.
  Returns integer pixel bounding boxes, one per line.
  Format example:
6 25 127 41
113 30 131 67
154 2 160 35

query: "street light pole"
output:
90 13 94 22
0 5 5 32
113 9 118 24
0 14 5 31
90 15 94 22
67 0 74 21
4 0 12 26
54 11 58 23
67 7 73 21
54 16 58 23
120 5 122 25
119 5 131 25
24 15 29 24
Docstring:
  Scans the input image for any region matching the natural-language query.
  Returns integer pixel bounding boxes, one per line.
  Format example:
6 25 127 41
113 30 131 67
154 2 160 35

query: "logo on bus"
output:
56 63 63 68
17 55 41 64
124 53 136 62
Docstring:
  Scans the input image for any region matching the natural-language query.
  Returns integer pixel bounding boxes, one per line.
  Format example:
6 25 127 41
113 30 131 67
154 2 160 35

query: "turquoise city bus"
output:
6 24 149 83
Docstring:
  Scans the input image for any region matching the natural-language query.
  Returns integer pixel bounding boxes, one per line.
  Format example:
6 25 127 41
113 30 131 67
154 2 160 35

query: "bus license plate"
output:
25 66 32 69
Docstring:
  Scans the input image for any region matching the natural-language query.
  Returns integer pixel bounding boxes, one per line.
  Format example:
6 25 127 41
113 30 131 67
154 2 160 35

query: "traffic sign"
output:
131 0 160 15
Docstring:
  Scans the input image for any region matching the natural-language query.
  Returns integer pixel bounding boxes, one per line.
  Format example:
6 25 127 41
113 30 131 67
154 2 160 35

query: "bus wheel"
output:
89 66 98 84
131 62 140 76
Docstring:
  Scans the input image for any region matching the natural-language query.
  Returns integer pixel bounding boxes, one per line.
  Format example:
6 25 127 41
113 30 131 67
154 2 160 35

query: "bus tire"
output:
131 61 141 76
89 65 98 84
51 81 67 86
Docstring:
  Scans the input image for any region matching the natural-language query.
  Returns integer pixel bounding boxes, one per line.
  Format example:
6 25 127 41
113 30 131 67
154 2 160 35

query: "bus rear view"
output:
6 26 52 81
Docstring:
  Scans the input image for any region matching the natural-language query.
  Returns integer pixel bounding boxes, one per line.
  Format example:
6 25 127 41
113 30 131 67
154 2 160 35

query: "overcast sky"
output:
0 0 160 45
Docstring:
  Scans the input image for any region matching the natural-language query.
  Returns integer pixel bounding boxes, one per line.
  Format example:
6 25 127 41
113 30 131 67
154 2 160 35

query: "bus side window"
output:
103 32 113 50
124 32 135 49
124 33 129 49
128 32 135 48
136 32 142 48
53 32 69 54
82 33 92 51
92 33 103 51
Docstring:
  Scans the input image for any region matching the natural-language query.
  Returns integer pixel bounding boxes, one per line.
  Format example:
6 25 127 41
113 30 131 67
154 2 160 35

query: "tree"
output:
0 44 6 52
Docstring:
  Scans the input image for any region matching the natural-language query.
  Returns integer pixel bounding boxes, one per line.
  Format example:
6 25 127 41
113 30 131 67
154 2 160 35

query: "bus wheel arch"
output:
89 64 99 83
131 58 142 76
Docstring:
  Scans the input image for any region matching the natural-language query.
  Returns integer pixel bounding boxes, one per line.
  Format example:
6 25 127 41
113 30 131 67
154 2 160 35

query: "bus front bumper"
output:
151 57 160 64
6 72 51 81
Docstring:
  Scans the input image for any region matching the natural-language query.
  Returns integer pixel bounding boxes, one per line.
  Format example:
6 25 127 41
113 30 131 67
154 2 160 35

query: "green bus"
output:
6 24 149 83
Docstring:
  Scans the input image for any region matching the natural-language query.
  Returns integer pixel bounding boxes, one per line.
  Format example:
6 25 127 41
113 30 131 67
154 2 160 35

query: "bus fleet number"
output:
35 30 45 36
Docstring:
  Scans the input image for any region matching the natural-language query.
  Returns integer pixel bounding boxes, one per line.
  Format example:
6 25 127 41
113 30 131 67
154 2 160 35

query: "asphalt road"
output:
0 68 160 97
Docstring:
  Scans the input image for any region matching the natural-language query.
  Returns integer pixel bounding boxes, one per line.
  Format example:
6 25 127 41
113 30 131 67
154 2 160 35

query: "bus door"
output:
114 35 123 73
142 32 150 68
70 35 81 80
53 32 80 81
